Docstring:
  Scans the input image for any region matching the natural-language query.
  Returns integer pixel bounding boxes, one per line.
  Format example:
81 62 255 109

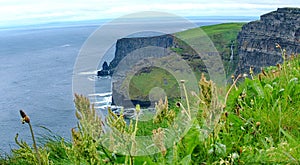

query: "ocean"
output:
0 16 257 153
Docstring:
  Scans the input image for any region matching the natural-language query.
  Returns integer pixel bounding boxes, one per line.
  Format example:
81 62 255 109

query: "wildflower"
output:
258 74 262 81
283 49 287 59
239 147 243 154
224 111 228 118
232 152 239 159
242 73 248 78
290 53 294 60
261 67 267 76
276 63 282 70
152 128 166 156
135 104 141 114
249 66 254 75
231 75 235 81
176 102 181 108
256 122 261 128
19 110 41 164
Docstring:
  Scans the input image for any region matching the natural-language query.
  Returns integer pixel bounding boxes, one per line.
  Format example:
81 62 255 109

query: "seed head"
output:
276 63 282 70
20 110 30 124
176 102 181 108
249 66 254 75
224 111 228 118
256 122 261 128
261 68 267 76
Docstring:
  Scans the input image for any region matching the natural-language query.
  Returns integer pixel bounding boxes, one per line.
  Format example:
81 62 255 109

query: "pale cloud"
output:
0 0 299 27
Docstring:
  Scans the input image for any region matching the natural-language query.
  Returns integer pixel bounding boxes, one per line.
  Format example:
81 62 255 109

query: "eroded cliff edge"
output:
236 7 300 74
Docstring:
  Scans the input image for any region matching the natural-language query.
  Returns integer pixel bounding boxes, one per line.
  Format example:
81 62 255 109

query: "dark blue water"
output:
0 17 256 153
0 25 100 153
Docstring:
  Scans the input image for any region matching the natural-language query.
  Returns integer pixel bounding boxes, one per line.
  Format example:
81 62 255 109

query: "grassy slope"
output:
129 67 180 101
135 55 300 163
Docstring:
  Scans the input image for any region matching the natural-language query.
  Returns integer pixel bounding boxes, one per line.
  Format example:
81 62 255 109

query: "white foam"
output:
93 100 108 104
93 98 112 105
60 44 70 48
78 71 98 75
87 76 97 81
88 92 112 97
94 105 108 109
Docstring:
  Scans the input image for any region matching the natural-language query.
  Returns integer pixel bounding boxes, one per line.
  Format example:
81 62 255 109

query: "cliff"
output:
105 24 242 108
109 35 179 108
236 8 300 74
109 34 175 73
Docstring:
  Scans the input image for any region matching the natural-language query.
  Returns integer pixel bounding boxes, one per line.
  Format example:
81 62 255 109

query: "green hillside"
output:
202 23 245 75
175 22 245 75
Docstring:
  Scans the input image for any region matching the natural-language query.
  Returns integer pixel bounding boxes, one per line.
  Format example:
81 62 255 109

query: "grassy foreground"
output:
1 48 300 164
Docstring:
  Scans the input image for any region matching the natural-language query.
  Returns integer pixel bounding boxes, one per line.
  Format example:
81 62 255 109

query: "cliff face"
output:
236 8 300 74
109 34 174 73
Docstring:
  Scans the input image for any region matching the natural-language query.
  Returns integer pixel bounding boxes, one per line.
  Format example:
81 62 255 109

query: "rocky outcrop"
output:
236 8 300 74
97 61 111 76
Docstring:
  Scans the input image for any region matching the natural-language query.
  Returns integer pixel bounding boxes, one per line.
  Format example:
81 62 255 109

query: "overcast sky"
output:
0 0 300 27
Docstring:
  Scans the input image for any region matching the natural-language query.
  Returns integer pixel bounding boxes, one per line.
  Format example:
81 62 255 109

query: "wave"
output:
93 97 112 104
60 44 70 48
87 75 97 81
88 92 112 97
94 105 109 109
78 71 98 75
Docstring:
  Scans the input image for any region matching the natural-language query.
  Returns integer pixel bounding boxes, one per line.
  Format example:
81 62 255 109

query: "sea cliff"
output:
236 7 300 74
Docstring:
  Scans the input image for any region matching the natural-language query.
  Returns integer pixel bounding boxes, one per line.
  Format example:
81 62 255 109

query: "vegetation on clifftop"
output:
175 22 245 76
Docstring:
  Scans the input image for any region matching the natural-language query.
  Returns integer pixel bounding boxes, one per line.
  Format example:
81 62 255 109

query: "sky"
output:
0 0 300 27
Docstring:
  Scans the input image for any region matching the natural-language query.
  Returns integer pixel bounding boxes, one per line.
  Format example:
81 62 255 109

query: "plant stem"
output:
225 74 242 105
182 82 191 119
28 122 41 165
278 103 281 140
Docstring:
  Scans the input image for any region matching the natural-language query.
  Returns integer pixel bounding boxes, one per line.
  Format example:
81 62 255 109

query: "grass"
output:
128 67 180 101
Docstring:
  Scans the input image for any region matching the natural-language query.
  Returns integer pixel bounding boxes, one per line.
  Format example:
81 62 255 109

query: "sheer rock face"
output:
109 34 174 73
236 8 300 74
